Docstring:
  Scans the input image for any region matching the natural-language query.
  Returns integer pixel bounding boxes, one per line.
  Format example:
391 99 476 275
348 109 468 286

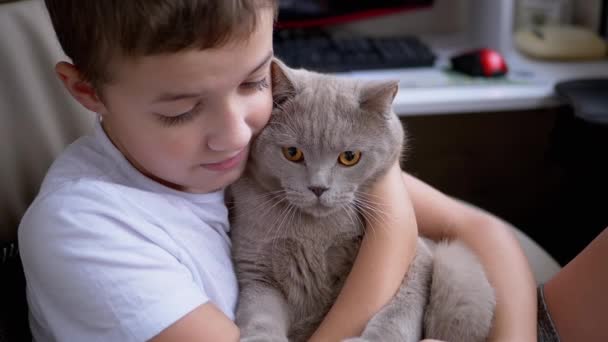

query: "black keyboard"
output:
273 28 436 73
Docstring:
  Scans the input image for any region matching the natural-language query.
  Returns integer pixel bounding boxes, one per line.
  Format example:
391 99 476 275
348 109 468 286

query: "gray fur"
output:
424 241 496 342
230 59 495 342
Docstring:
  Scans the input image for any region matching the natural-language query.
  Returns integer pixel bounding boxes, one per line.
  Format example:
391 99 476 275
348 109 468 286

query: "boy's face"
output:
97 10 274 193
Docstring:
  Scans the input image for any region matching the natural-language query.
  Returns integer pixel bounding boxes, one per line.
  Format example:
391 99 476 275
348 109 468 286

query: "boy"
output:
19 1 537 341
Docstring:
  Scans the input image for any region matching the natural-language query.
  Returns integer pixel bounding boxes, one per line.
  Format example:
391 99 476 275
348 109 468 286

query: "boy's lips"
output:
201 149 247 172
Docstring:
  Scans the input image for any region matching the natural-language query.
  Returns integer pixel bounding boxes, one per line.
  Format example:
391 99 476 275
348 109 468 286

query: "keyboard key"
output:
274 28 436 72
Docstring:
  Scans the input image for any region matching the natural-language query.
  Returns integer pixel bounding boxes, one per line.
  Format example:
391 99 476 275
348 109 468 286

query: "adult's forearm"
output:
543 227 608 342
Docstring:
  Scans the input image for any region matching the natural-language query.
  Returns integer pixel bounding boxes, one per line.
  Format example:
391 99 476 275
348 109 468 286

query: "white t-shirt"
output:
18 120 238 342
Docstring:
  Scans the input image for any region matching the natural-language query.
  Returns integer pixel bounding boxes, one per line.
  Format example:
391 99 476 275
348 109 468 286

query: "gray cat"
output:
229 60 495 342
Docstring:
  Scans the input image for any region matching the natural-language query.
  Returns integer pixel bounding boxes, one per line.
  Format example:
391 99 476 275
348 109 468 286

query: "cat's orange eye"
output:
338 151 361 166
282 147 304 163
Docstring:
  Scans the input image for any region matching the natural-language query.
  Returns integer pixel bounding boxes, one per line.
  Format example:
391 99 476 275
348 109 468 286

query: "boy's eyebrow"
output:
248 50 274 75
153 51 274 104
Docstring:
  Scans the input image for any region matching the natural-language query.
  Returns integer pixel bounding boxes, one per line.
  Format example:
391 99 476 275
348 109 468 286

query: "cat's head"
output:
248 59 405 218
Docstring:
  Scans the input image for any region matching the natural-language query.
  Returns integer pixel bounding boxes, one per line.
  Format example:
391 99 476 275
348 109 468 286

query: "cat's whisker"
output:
250 195 290 256
265 198 290 237
227 189 281 208
356 191 386 201
353 205 380 239
357 205 389 227
232 190 286 221
360 212 390 236
355 200 388 216
343 204 365 238
351 204 366 229
354 199 390 236
269 201 297 252
345 204 358 228
353 193 388 209
282 203 299 242
354 193 391 221
355 196 392 219
354 197 388 222
346 203 364 227
230 188 285 206
340 204 358 230
273 203 292 241
267 196 295 241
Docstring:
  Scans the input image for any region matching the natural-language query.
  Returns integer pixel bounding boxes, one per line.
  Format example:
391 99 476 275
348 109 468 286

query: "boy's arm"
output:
402 172 537 341
309 162 418 341
150 303 239 342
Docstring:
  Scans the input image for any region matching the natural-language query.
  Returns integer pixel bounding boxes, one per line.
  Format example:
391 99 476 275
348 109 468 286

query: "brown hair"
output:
44 0 278 88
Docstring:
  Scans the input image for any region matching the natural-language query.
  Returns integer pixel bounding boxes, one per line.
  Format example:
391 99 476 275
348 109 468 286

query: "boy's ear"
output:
270 58 296 108
55 61 106 113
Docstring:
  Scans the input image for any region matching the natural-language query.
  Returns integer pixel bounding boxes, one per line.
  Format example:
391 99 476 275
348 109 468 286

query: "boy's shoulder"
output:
39 129 120 196
35 122 167 206
20 129 159 244
19 121 229 257
17 140 178 274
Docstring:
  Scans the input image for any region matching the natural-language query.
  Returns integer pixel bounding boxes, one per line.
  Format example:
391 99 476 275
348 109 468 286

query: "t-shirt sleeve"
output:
18 183 209 342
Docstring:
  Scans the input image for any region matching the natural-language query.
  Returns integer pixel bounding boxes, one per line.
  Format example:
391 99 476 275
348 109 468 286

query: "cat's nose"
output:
308 186 328 197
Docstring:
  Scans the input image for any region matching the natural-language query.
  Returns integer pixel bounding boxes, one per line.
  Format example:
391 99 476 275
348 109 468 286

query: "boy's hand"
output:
309 159 418 341
366 160 410 219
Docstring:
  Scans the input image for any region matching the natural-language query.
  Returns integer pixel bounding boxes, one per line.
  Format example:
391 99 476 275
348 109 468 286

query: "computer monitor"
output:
277 0 435 28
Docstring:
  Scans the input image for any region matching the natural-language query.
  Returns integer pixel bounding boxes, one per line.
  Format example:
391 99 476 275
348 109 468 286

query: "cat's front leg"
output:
236 283 290 342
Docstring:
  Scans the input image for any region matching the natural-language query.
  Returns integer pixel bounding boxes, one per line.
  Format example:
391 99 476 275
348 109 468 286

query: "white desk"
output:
340 50 608 116
333 0 608 117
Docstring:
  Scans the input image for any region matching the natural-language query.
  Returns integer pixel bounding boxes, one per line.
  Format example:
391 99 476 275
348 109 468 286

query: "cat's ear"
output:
359 80 399 117
271 58 297 107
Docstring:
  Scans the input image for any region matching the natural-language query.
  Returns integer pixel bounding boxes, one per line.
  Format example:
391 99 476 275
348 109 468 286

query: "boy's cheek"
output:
130 132 195 168
162 138 200 162
252 97 274 132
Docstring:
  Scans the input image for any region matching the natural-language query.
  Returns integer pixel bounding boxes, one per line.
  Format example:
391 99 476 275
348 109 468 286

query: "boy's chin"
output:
191 166 246 193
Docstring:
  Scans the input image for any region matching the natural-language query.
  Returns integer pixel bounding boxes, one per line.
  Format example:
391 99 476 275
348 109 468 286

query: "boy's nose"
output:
207 108 252 152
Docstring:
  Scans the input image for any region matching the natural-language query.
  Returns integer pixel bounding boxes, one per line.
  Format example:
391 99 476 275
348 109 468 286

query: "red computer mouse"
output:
450 48 508 77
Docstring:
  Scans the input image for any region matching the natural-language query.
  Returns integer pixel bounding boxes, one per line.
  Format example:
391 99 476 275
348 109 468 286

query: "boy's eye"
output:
157 110 196 127
156 102 202 127
242 77 269 91
338 151 362 167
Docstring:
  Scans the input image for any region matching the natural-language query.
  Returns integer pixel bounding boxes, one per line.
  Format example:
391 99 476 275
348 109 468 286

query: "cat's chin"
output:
300 204 340 218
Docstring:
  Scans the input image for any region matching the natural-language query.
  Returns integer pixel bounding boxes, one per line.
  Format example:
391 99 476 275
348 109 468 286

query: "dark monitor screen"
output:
277 0 435 28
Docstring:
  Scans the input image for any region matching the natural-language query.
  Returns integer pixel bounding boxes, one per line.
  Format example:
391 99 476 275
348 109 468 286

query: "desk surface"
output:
339 50 608 116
